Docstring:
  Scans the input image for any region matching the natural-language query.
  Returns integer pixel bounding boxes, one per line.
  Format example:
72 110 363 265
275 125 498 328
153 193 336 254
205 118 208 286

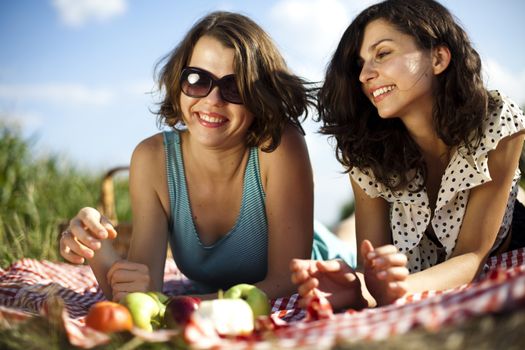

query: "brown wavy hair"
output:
154 11 315 152
317 0 494 190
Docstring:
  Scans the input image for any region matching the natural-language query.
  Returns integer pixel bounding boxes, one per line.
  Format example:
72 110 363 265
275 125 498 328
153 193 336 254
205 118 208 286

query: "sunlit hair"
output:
154 11 314 152
317 0 493 190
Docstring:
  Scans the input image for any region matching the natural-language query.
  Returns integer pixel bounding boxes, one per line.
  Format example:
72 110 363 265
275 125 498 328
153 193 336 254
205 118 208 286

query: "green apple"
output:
192 299 254 336
146 291 169 322
223 283 270 318
120 292 162 331
147 291 169 305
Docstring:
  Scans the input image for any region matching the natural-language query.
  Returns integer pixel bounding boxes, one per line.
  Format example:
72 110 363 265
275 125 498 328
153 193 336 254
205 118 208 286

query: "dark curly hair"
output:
318 0 494 190
154 11 315 152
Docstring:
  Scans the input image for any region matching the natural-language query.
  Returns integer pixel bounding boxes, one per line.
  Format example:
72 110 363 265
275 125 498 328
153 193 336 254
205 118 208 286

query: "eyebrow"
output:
368 38 394 51
358 38 395 62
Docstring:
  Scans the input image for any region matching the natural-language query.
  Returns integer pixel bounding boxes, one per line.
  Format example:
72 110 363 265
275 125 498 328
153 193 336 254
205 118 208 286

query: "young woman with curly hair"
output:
291 0 525 311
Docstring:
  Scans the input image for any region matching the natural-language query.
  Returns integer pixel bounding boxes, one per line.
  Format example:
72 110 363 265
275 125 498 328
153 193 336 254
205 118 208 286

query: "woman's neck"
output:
181 132 249 183
413 132 449 161
401 104 449 162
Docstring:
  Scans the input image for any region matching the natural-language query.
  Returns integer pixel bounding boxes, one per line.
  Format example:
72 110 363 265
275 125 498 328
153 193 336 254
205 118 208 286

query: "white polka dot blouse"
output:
350 91 525 273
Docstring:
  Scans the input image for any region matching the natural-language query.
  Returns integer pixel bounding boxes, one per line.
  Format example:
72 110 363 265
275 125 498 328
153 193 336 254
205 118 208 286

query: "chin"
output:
197 136 224 148
376 109 397 119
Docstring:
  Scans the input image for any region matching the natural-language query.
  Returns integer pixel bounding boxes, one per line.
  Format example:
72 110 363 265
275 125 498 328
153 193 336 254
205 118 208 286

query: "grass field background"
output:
0 119 131 269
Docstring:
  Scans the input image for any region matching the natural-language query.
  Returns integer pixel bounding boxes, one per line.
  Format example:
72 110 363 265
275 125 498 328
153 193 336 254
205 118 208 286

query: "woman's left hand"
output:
106 260 151 303
362 240 409 305
290 258 367 311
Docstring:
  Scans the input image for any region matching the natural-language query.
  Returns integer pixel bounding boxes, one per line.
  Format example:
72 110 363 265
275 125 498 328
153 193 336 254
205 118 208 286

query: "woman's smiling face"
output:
358 19 435 120
180 35 254 150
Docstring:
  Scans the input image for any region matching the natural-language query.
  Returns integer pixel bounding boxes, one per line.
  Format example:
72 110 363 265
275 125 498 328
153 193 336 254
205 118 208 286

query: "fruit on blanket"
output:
120 292 163 331
191 299 254 336
85 301 133 333
224 283 271 318
146 291 169 323
165 295 201 329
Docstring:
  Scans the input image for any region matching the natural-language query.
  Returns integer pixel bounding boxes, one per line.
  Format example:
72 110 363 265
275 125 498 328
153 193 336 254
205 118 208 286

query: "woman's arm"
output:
255 125 314 299
122 134 171 296
60 207 120 299
73 134 170 301
351 177 404 306
404 131 525 293
60 134 170 302
290 175 408 309
352 177 392 255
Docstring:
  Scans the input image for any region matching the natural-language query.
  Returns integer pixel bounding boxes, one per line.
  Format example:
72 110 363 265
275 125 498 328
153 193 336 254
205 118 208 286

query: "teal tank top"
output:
163 131 268 293
163 130 356 294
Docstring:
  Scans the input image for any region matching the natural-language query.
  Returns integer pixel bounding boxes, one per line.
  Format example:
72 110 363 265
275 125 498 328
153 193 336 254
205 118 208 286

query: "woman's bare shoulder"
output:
132 133 165 161
259 124 308 160
258 124 311 189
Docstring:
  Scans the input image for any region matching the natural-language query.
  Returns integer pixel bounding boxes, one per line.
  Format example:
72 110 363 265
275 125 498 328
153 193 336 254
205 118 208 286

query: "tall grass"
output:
0 121 130 268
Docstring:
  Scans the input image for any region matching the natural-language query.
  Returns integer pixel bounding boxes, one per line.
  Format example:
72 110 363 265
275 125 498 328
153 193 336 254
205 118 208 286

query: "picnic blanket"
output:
1 247 524 349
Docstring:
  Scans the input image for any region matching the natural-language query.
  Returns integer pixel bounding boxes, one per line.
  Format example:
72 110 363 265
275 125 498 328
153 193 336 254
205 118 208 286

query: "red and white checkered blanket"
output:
1 248 524 348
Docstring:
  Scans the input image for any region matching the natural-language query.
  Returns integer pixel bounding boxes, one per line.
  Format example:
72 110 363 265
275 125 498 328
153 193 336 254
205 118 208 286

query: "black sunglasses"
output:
180 67 243 104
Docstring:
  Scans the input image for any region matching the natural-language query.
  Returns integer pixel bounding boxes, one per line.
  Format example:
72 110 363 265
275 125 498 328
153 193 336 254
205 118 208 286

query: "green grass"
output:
0 120 131 268
0 121 140 348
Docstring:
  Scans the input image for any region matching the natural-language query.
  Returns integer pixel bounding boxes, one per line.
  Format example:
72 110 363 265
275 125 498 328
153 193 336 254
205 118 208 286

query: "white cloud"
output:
269 0 348 71
483 58 525 107
268 0 376 80
0 83 115 106
52 0 127 27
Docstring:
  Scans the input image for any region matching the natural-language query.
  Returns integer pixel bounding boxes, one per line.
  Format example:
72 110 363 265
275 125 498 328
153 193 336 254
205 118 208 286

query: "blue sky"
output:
1 0 525 227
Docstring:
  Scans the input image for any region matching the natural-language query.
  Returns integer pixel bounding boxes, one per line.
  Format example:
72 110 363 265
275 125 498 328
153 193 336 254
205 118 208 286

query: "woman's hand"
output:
107 260 151 302
59 207 117 264
290 259 366 311
362 240 409 305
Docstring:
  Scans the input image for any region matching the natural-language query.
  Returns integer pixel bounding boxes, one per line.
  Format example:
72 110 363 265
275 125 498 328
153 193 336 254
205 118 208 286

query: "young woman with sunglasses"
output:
59 11 354 302
291 0 525 311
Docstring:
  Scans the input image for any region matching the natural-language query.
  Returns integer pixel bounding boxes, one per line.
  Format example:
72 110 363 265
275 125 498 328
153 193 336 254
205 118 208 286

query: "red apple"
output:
85 301 133 333
164 296 201 329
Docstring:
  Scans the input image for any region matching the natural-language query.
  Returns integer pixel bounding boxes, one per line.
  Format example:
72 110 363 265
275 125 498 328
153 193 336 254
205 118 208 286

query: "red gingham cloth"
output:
1 248 524 348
